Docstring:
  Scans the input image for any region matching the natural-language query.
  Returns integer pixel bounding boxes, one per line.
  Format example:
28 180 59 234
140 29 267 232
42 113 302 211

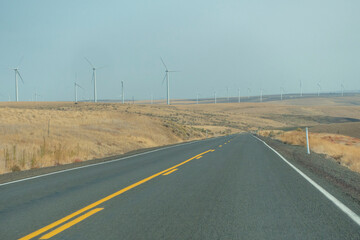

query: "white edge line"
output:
0 136 220 187
252 134 360 227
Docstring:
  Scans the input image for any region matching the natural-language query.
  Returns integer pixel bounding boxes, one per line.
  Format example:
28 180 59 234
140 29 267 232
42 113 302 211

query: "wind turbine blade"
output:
84 57 94 68
97 65 107 70
17 70 24 84
17 56 24 68
162 73 167 85
160 57 168 70
78 84 85 90
168 70 180 72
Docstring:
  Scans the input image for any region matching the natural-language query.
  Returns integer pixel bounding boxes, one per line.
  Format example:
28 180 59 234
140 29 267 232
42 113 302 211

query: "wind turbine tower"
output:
85 57 105 103
260 89 263 102
227 87 229 103
121 80 124 104
160 58 178 105
317 82 321 97
238 88 240 103
11 67 24 102
300 80 302 97
34 90 41 102
214 91 217 104
341 83 344 97
280 87 285 101
74 82 84 103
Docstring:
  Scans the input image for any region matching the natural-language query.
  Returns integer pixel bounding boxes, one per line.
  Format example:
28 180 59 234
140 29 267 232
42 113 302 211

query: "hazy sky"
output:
1 0 359 101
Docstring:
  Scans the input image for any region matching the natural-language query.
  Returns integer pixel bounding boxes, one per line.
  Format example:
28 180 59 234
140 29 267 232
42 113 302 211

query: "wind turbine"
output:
247 88 251 100
85 57 105 103
214 91 217 104
10 57 25 102
74 82 84 103
34 90 42 102
341 83 344 97
317 82 321 97
121 80 125 104
160 58 178 105
260 88 263 102
280 87 285 100
196 92 200 104
238 88 241 103
300 80 302 97
226 87 229 103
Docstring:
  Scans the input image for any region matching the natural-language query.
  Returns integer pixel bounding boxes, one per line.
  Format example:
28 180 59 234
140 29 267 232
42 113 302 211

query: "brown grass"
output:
1 96 359 174
259 129 360 173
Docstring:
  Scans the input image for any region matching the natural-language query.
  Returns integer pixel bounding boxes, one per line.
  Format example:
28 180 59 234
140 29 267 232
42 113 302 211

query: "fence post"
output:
306 127 310 154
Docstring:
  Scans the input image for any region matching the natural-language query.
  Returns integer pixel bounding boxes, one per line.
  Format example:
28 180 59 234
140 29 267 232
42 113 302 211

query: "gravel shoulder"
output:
256 135 360 205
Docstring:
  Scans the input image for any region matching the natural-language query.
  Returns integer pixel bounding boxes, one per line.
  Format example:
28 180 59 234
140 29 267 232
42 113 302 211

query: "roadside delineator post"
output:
306 127 310 154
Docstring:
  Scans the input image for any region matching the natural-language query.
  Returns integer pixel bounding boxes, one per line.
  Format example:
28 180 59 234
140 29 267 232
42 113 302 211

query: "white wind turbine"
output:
317 82 321 96
85 57 105 103
260 88 263 102
247 88 251 99
280 87 285 100
161 58 178 105
226 87 229 103
341 83 344 97
121 80 125 104
74 82 84 103
10 57 25 102
214 91 217 104
300 80 302 97
34 90 42 102
238 88 241 103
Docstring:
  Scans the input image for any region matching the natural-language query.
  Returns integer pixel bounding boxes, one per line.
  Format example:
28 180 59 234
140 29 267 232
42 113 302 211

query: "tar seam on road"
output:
19 149 215 240
0 136 221 187
252 135 360 227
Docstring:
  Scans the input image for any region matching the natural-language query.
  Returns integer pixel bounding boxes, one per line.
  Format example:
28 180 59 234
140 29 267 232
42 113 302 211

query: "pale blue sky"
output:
0 0 359 101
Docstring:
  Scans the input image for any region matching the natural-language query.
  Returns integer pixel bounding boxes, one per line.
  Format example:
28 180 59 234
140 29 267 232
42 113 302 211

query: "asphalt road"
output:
0 134 359 239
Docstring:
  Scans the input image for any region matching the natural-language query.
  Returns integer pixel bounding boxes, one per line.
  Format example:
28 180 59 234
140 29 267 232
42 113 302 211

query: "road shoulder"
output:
255 135 360 206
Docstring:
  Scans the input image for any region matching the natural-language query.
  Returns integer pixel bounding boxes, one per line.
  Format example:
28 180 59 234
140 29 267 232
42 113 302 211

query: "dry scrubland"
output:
259 129 360 173
1 95 360 174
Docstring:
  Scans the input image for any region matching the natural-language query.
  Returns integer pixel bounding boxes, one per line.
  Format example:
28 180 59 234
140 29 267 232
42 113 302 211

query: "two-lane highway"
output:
0 134 359 239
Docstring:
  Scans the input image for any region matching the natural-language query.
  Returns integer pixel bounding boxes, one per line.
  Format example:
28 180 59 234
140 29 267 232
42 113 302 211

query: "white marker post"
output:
306 127 310 154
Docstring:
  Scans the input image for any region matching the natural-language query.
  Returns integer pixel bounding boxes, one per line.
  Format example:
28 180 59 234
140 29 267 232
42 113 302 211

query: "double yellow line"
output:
20 149 214 240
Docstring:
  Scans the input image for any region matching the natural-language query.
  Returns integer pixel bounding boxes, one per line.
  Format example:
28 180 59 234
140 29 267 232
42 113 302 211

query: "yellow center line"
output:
19 149 214 240
163 169 178 176
195 156 203 159
219 145 222 147
40 208 104 239
224 143 227 145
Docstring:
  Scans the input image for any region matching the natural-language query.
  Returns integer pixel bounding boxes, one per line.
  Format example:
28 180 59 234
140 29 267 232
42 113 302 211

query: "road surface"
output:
0 134 359 239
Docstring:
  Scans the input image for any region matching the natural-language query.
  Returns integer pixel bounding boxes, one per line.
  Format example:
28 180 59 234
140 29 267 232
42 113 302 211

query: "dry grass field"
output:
0 95 359 174
259 129 360 173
